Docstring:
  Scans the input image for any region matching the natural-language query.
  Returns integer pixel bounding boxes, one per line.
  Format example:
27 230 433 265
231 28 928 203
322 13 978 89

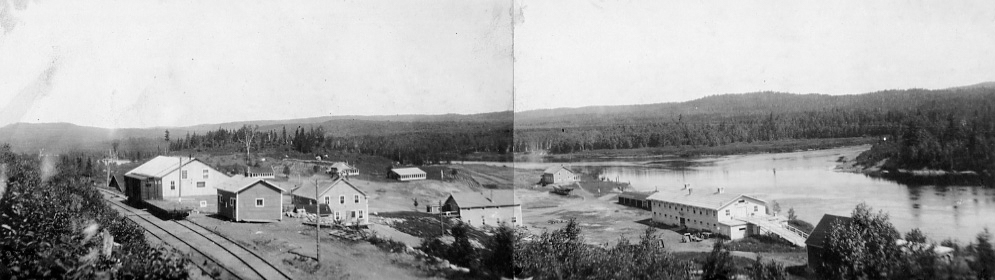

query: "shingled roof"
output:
125 156 206 179
215 176 285 194
543 166 572 174
805 214 853 248
646 188 764 210
292 177 366 200
449 190 520 208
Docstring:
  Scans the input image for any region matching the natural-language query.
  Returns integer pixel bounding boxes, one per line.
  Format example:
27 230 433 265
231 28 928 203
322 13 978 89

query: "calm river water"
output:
504 145 995 242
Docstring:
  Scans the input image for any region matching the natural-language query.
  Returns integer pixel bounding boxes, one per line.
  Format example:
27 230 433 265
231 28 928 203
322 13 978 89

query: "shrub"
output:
0 146 189 279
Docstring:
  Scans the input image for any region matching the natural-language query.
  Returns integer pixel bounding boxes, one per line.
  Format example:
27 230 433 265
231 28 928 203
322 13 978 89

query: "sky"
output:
514 0 995 111
0 0 513 128
2 1 995 128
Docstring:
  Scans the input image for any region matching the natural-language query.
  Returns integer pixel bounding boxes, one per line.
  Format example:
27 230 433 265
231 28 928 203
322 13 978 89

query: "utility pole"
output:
438 201 445 237
315 178 320 263
178 157 182 202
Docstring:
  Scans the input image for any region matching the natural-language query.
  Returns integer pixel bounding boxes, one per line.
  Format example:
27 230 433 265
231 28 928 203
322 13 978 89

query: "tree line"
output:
165 121 513 165
513 88 995 156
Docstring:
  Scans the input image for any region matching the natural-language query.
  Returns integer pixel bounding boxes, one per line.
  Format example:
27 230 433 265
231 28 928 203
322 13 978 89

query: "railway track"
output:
98 189 292 280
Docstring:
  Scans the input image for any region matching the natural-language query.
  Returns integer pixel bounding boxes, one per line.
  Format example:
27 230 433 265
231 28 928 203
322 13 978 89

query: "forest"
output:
513 88 995 177
166 120 514 165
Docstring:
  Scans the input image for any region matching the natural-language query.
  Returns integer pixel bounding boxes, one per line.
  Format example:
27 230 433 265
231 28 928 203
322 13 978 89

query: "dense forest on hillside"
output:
167 121 514 164
513 89 995 170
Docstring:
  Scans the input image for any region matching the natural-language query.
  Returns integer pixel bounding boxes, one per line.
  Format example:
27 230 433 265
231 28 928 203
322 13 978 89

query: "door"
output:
679 217 686 228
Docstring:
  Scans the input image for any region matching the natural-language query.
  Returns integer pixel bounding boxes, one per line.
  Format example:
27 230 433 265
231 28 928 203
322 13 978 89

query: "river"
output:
497 145 995 242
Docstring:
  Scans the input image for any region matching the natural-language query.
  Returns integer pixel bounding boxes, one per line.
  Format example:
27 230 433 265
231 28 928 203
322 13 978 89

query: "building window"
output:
339 196 345 204
482 216 486 225
200 201 207 208
255 198 264 207
359 210 364 219
351 211 356 218
197 182 205 188
324 196 330 205
725 210 730 216
218 195 222 206
230 198 235 206
354 195 360 203
754 206 758 212
181 170 187 179
512 216 517 223
334 211 341 220
171 181 175 190
203 169 208 179
739 199 745 203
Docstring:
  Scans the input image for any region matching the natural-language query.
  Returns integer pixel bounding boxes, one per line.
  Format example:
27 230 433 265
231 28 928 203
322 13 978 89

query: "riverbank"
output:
517 137 877 162
837 143 992 186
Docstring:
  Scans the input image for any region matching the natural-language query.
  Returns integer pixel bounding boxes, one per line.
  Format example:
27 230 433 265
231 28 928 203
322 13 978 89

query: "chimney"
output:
717 188 723 194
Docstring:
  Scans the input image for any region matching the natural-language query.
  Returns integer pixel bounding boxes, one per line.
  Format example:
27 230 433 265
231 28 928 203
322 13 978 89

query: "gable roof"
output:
330 162 354 170
619 191 655 200
125 156 221 179
805 214 853 248
391 167 426 176
543 166 573 174
216 177 285 194
449 190 520 208
292 177 366 200
646 188 764 210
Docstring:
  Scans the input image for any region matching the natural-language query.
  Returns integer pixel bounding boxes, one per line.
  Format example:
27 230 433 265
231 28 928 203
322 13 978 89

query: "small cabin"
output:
244 166 275 179
388 167 427 181
540 166 576 186
216 177 285 222
327 162 359 177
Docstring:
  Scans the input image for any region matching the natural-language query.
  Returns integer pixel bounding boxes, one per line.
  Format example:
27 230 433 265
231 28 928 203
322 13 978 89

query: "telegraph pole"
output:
315 178 320 263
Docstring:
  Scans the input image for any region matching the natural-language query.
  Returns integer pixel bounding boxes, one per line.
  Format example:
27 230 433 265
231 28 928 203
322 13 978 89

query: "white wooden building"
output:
441 190 522 228
388 167 427 181
540 166 576 185
647 187 766 240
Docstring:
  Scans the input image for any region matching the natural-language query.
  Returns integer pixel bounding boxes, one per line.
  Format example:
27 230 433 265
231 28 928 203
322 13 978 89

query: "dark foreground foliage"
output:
0 144 189 279
816 203 993 280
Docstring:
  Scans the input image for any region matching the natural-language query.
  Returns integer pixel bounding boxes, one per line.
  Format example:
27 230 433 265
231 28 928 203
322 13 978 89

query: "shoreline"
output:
514 137 877 162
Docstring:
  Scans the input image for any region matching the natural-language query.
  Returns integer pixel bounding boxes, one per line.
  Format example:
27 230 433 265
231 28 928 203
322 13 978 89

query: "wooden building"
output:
124 156 230 205
540 166 576 186
244 166 275 179
647 187 767 240
327 162 359 177
216 177 285 222
441 190 522 228
291 178 369 226
618 191 654 210
388 167 427 181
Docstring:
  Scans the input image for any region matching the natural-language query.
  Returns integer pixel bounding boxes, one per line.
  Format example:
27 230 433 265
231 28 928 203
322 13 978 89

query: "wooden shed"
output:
216 177 286 222
805 214 852 271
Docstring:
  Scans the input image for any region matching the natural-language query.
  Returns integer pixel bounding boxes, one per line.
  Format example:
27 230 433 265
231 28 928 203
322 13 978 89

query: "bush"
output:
366 235 408 253
0 146 189 279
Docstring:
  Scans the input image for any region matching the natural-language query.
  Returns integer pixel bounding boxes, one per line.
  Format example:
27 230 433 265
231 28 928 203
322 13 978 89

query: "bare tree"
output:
238 125 259 164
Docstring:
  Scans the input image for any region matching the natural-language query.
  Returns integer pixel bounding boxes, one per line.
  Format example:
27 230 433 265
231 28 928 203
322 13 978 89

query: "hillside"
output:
0 111 513 154
512 87 995 154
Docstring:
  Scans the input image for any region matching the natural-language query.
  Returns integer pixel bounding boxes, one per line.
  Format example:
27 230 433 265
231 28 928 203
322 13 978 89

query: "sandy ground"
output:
190 214 443 280
503 164 809 267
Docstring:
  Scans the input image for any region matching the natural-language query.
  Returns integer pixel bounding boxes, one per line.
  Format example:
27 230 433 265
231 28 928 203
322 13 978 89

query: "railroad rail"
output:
98 189 292 280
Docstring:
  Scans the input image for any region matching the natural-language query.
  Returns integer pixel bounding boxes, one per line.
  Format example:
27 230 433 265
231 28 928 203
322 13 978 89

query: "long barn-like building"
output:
647 187 767 240
124 156 230 205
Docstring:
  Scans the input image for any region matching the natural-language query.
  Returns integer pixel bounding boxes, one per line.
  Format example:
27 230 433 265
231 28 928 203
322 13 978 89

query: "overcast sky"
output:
514 0 995 111
2 1 994 128
0 0 512 128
